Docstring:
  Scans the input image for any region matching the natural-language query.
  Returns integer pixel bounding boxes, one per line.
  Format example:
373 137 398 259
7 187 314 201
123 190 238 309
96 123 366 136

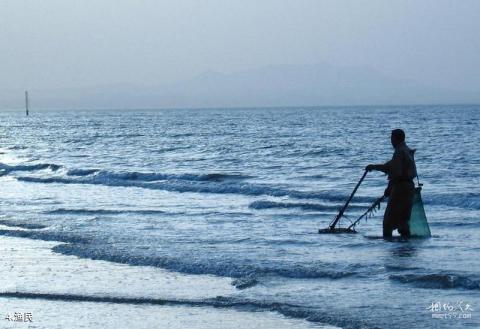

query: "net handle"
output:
329 170 368 229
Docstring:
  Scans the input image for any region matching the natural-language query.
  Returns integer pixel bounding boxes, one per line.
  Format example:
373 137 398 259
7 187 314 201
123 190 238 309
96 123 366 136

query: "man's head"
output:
391 129 405 148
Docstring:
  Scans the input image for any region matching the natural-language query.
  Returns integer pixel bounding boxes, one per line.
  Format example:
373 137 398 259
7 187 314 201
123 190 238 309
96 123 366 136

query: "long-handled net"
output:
318 172 431 236
318 171 369 234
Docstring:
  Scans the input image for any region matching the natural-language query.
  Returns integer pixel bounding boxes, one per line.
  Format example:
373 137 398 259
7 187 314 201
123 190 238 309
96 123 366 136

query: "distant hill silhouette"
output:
1 63 478 109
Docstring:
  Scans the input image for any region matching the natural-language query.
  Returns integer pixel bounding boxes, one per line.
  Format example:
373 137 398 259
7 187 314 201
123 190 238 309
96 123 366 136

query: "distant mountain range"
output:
1 63 478 109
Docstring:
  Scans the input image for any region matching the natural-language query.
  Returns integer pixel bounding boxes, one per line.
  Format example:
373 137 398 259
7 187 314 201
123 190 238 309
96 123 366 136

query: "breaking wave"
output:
249 200 366 211
50 242 373 281
66 168 100 176
0 292 368 328
15 174 373 203
45 208 167 216
0 163 61 174
389 273 480 290
3 161 478 210
0 226 373 281
1 162 475 211
0 219 48 230
423 193 480 210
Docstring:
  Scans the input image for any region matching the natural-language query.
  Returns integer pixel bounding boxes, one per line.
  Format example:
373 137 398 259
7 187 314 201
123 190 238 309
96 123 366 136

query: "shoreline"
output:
0 233 332 329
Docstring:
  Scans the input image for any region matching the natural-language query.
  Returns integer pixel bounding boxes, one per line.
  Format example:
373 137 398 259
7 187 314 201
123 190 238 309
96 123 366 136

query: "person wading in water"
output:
365 129 417 239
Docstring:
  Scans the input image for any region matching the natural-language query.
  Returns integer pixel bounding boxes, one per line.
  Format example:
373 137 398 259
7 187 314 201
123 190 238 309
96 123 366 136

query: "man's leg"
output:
398 225 410 239
397 182 415 239
383 201 395 238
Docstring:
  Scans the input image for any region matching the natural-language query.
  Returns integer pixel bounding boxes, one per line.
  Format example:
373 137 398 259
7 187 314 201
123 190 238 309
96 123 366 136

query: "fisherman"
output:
365 129 417 239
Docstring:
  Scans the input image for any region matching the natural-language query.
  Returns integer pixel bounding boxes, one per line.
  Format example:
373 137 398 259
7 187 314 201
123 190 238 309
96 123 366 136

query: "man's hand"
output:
365 164 375 172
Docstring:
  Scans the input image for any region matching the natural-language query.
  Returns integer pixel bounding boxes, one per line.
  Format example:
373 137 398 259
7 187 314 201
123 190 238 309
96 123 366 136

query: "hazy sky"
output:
1 0 479 106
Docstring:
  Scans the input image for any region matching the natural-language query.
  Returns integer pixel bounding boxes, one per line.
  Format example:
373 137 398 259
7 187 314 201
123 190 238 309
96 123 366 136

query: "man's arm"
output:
365 162 389 174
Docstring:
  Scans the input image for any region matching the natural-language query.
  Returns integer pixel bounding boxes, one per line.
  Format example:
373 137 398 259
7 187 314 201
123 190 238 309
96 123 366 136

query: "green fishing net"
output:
409 187 431 237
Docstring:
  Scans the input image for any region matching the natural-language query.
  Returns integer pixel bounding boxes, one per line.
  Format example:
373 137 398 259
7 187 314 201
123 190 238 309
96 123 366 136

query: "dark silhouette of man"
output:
366 129 417 239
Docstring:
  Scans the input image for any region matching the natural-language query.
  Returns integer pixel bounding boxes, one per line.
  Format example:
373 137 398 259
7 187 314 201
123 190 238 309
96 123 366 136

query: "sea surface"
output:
0 105 479 328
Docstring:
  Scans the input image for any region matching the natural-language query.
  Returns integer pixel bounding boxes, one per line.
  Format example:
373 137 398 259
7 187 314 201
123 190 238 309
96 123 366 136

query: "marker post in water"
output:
25 91 29 116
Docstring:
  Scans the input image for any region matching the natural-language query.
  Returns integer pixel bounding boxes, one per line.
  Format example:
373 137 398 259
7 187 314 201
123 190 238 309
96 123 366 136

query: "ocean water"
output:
0 105 478 328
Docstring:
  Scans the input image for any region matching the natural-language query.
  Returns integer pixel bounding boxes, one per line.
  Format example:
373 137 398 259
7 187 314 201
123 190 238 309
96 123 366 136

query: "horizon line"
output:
1 102 479 112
